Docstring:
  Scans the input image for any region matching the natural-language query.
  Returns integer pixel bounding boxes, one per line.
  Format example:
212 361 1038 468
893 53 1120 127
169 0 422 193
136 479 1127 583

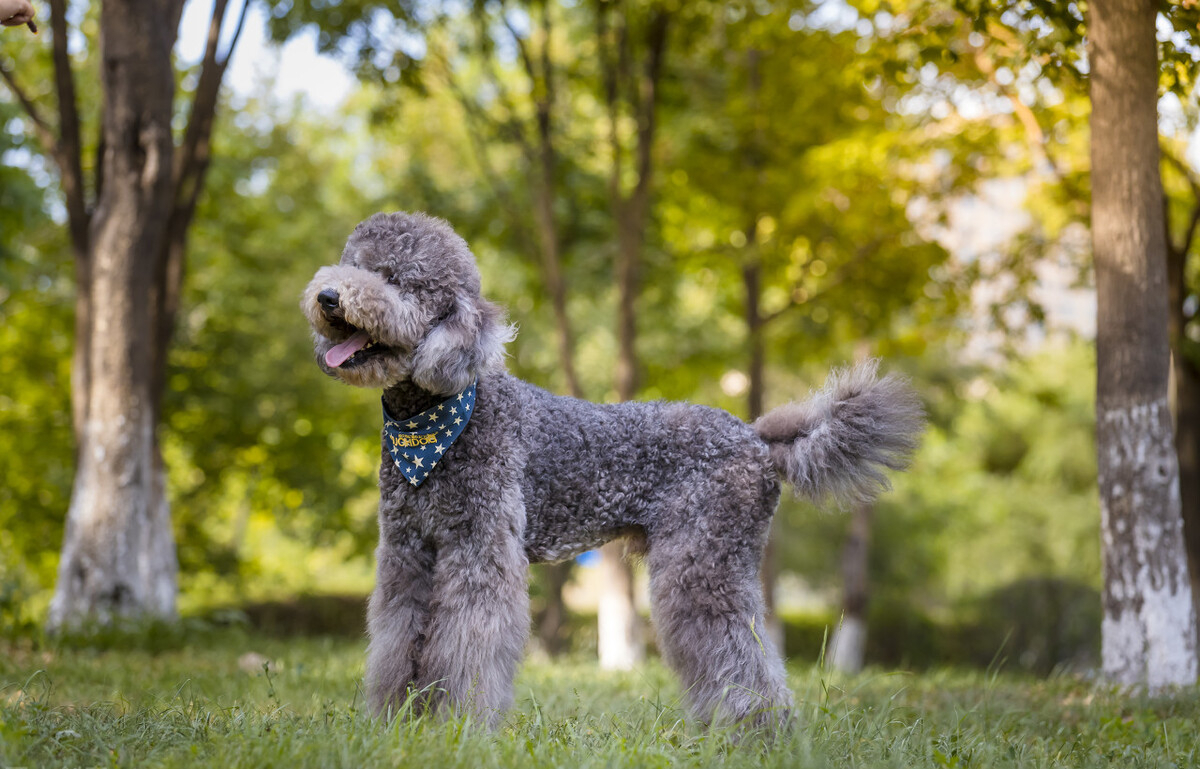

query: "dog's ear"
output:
410 293 514 395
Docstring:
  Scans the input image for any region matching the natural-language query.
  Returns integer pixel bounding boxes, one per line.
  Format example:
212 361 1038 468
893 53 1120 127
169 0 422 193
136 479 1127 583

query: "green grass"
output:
1 626 1197 768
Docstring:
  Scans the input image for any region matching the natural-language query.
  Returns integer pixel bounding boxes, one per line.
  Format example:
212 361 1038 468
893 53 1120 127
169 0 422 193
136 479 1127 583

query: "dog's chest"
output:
378 488 470 539
376 402 527 542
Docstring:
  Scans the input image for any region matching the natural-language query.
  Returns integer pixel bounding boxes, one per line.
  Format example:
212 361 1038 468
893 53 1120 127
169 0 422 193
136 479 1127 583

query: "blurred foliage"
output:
1 0 1196 671
778 341 1098 615
780 577 1098 675
0 99 73 620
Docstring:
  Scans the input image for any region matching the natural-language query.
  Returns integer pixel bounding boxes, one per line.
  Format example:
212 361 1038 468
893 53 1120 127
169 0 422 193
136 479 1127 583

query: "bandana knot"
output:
382 381 477 487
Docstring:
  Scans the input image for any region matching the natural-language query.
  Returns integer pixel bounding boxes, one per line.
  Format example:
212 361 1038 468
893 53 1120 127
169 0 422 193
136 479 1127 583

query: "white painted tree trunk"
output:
828 501 872 674
597 541 643 669
1090 0 1198 690
828 615 867 674
49 423 177 628
1098 401 1197 689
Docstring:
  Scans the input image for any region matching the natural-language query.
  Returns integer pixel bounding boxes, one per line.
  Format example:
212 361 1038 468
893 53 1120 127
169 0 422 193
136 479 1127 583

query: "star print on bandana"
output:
382 381 477 487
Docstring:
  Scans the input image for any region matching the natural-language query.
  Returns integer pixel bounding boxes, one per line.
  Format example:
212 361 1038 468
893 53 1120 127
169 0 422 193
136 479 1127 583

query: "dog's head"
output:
302 212 514 393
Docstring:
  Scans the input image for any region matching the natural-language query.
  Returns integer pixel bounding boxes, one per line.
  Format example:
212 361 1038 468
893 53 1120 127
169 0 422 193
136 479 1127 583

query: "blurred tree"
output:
0 0 252 628
1089 0 1196 687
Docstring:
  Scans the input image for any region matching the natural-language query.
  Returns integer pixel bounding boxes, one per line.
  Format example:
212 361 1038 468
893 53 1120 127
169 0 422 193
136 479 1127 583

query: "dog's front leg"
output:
415 508 529 728
366 522 436 718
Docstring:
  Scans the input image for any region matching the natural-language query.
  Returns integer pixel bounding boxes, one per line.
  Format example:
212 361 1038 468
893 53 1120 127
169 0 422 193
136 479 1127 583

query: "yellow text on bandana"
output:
390 433 439 449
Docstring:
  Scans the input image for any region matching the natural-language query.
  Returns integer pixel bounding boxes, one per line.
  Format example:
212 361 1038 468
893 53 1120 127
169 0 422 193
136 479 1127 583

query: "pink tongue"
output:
325 330 371 368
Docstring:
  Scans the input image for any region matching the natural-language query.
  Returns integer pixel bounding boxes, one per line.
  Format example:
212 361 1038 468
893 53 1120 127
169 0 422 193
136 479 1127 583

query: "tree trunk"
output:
529 19 583 404
597 539 642 669
48 0 180 630
537 558 572 657
1090 0 1197 688
50 0 93 448
828 502 872 673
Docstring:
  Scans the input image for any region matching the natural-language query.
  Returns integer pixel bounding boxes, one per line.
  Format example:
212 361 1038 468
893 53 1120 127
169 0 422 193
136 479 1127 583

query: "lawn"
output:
1 625 1196 768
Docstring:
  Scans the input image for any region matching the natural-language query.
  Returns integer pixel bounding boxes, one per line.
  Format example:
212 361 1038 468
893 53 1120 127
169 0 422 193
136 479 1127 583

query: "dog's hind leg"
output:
366 522 436 718
648 483 793 730
415 491 530 728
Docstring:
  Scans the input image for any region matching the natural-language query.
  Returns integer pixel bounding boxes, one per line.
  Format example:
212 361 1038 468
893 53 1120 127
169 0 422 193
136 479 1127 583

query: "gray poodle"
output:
302 211 923 730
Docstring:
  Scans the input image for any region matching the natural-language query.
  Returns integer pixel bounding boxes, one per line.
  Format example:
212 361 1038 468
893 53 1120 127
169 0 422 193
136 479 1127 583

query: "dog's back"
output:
511 374 776 564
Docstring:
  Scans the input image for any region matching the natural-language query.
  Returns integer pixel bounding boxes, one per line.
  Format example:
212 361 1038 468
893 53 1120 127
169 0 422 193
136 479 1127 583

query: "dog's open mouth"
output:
325 327 390 368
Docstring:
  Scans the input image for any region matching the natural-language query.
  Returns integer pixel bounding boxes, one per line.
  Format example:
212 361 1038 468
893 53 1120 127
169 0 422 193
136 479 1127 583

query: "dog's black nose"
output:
317 289 340 313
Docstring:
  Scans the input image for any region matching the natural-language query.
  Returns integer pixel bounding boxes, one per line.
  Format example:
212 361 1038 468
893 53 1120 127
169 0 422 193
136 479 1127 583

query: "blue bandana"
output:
382 381 477 487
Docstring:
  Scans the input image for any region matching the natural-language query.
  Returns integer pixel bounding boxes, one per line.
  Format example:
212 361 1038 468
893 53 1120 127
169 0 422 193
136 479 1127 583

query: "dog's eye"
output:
385 274 401 286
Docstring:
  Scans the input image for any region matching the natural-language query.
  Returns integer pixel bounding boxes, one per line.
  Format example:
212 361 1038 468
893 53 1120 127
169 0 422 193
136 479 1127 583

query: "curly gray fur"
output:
302 211 923 732
753 360 925 508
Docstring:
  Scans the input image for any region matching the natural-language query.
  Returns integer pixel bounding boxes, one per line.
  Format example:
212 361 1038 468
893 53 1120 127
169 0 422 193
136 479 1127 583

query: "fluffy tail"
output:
753 360 925 507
